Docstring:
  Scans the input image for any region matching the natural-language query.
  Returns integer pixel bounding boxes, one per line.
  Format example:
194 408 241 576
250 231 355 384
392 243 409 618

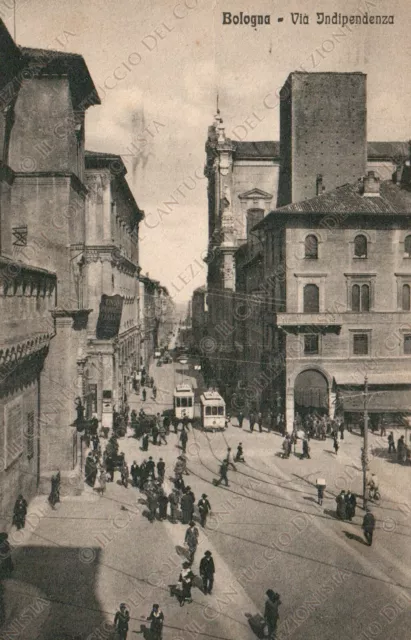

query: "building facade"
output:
205 71 409 410
0 18 101 510
257 172 411 429
84 151 144 428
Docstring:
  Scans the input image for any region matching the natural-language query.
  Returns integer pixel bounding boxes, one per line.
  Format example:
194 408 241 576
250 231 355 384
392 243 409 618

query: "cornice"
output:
13 171 88 197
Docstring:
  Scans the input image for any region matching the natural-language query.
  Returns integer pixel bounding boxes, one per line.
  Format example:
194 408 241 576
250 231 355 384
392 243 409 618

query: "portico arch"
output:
294 369 329 416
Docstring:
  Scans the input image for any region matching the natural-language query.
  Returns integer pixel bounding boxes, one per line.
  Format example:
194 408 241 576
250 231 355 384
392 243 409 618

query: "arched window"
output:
405 235 411 258
403 284 411 311
305 234 318 259
354 234 367 258
303 284 319 312
352 284 370 312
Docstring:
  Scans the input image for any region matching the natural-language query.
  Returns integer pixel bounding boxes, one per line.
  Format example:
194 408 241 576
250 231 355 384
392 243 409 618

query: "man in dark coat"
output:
114 603 130 640
198 494 211 527
158 491 168 521
157 458 166 483
264 590 281 639
234 443 245 462
199 550 215 594
336 490 346 520
345 491 356 521
362 509 376 546
215 459 229 487
238 411 244 428
388 432 396 454
146 456 155 479
184 521 199 564
13 495 28 530
301 438 311 459
181 490 193 525
130 461 140 487
85 452 96 487
142 433 149 452
180 429 188 453
185 486 196 519
152 423 159 445
147 492 158 523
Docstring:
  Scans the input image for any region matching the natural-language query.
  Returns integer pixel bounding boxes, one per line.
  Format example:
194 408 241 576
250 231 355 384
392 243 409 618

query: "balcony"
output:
274 311 411 334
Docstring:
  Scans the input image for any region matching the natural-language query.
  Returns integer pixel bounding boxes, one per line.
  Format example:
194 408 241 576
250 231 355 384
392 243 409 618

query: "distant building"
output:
84 151 144 427
192 286 208 349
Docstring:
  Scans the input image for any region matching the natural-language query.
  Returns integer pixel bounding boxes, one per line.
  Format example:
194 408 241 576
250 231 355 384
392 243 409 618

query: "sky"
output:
6 0 411 301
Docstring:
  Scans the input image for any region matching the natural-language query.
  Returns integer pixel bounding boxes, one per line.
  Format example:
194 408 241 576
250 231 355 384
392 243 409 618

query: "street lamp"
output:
362 375 369 510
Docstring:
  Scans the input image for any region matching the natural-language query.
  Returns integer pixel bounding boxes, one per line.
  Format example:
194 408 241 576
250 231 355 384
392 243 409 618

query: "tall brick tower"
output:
278 72 367 206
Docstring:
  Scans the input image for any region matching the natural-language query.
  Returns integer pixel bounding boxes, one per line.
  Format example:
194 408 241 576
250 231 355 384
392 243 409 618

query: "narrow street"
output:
4 359 410 640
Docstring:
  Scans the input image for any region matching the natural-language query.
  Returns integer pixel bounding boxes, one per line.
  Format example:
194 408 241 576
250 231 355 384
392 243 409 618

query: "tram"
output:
200 390 226 432
173 383 195 420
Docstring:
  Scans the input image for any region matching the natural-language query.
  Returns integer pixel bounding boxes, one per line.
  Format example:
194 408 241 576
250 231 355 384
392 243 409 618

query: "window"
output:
404 335 411 355
188 397 193 407
404 235 411 258
205 406 212 416
304 334 319 355
402 284 410 311
354 234 367 258
176 398 181 408
353 334 369 355
304 235 318 259
352 284 370 312
218 406 224 415
303 284 319 312
181 398 188 407
246 209 264 237
27 411 34 460
212 406 218 416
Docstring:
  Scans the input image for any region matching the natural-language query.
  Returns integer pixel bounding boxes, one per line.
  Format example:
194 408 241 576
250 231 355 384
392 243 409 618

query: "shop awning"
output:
339 387 411 413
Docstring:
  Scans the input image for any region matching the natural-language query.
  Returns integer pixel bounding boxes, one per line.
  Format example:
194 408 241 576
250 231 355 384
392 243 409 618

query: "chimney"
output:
362 171 380 197
316 174 325 196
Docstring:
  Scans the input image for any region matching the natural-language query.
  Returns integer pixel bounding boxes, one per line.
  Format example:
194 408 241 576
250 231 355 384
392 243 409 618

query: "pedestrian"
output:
152 422 159 445
158 490 168 521
142 388 147 402
317 483 325 506
169 489 180 523
186 486 196 519
257 411 263 433
281 435 290 459
0 532 13 575
106 456 115 482
339 422 345 440
146 456 155 479
215 459 229 487
147 604 164 640
234 443 245 463
249 412 255 432
184 521 199 564
199 550 215 595
238 411 244 428
336 490 346 520
397 435 405 463
114 603 130 639
48 470 61 509
345 491 357 521
157 458 165 483
226 447 237 470
147 492 158 523
181 489 193 525
362 508 376 546
163 414 171 436
264 590 281 640
130 460 140 487
85 452 97 487
180 429 188 453
198 493 211 527
178 562 194 606
153 385 157 400
12 494 28 530
121 460 129 488
96 465 107 496
158 422 167 445
388 432 396 454
142 433 149 452
301 438 311 459
333 435 339 455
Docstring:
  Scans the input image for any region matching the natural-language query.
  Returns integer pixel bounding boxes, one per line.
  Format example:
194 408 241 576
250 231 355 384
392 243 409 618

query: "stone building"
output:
205 71 409 407
0 18 100 512
139 276 172 367
84 151 144 428
256 172 411 429
191 286 208 349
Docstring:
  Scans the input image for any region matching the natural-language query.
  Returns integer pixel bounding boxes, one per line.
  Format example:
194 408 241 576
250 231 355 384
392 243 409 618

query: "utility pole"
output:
362 375 369 510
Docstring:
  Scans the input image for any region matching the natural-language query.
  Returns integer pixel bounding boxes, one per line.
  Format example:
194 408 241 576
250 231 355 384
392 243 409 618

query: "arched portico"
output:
285 366 334 429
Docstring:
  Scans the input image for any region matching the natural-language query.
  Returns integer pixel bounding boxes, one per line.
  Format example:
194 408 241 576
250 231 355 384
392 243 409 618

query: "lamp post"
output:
362 375 369 510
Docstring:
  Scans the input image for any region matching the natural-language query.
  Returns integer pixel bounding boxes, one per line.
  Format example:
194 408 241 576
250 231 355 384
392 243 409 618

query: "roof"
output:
85 150 126 174
0 20 21 90
235 141 280 159
258 179 411 228
201 391 225 402
19 46 100 109
175 384 193 393
232 141 407 162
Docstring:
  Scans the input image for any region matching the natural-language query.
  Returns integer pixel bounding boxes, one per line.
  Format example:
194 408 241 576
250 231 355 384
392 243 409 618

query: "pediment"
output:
238 188 273 201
